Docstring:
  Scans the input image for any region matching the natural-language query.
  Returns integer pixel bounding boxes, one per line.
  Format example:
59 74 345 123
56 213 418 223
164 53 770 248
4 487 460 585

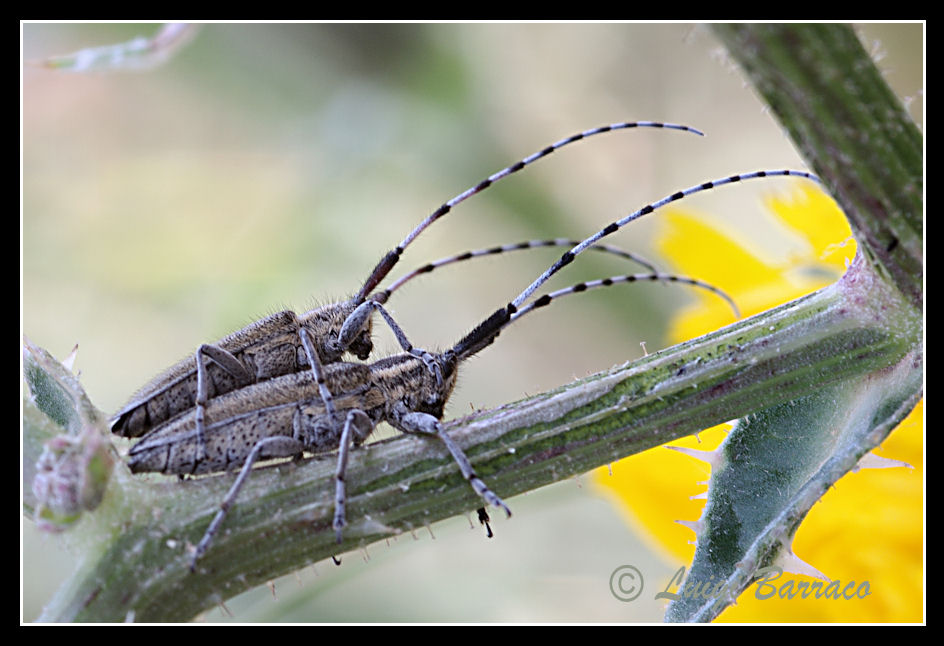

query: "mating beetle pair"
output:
110 121 818 570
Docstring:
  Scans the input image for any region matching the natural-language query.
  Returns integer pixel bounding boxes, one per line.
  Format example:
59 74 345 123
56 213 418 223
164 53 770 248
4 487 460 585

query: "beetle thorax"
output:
300 299 373 363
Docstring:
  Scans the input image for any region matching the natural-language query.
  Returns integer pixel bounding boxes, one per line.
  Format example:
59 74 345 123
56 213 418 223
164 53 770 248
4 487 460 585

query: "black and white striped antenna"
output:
448 271 740 362
510 170 821 310
449 169 822 357
372 238 661 304
354 121 705 302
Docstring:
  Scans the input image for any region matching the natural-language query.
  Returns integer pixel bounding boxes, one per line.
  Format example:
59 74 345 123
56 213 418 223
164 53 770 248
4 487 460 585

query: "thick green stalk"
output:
27 254 916 621
712 24 922 306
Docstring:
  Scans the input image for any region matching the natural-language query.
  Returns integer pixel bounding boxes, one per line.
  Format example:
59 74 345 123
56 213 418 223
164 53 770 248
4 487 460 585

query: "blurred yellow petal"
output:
592 182 922 623
657 211 787 293
765 183 858 277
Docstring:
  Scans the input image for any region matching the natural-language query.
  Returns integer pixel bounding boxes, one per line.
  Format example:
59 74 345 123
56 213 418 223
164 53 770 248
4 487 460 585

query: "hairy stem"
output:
33 254 916 621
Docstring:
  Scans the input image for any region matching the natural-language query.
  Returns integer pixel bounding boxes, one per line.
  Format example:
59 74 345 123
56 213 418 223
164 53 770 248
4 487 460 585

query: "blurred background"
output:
22 23 923 622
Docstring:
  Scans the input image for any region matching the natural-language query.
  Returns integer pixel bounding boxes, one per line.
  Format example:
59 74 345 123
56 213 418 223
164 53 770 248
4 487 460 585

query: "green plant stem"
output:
712 24 923 305
35 252 916 621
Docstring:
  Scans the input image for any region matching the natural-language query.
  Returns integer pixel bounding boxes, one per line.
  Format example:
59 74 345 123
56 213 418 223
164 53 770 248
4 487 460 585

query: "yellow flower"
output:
593 183 923 622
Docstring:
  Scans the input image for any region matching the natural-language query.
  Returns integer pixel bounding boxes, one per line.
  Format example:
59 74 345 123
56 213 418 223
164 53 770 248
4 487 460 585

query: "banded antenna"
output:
372 238 662 305
510 170 821 310
509 273 741 324
355 121 705 303
448 271 740 362
442 169 822 355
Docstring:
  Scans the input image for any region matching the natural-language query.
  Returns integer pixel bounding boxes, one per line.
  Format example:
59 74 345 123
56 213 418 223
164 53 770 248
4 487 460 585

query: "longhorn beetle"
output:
125 269 737 571
110 232 666 439
110 122 705 462
127 167 819 570
111 234 702 449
